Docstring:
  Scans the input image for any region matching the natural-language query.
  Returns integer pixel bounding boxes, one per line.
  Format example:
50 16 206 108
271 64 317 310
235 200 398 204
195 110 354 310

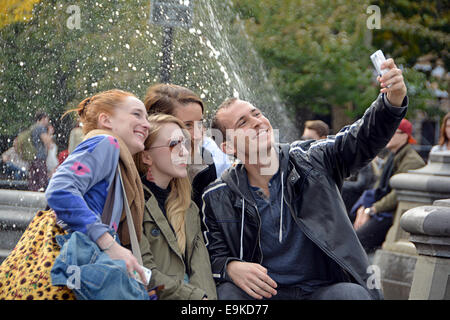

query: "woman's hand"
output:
97 232 147 284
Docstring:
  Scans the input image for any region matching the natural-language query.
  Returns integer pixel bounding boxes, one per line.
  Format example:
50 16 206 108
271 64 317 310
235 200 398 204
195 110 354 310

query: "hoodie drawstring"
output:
240 198 245 260
279 171 284 243
239 171 285 257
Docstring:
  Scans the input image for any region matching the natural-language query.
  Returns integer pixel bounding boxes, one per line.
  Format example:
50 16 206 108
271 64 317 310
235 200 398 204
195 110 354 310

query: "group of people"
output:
0 111 56 190
11 56 434 300
0 111 85 191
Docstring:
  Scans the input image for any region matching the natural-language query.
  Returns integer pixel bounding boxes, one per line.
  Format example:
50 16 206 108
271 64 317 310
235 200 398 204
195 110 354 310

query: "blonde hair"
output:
134 113 191 253
64 89 136 134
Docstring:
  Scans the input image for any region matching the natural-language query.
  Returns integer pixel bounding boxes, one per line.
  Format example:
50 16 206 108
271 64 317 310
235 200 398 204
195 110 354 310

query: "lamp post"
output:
150 0 194 83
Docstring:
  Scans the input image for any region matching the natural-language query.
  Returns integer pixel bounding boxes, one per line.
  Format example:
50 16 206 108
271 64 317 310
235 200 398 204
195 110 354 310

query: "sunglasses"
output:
149 137 190 153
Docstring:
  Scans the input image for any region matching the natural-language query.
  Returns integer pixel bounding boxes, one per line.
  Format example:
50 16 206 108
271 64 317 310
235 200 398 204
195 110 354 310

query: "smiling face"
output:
107 96 150 155
143 122 189 187
173 102 204 151
216 99 273 163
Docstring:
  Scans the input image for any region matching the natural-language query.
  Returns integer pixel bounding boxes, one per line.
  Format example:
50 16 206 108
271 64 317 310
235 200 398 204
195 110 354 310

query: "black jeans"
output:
217 281 373 300
356 215 393 253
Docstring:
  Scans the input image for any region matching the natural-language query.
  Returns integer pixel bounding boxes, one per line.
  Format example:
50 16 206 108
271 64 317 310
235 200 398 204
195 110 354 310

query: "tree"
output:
232 0 444 132
0 0 40 28
371 0 449 117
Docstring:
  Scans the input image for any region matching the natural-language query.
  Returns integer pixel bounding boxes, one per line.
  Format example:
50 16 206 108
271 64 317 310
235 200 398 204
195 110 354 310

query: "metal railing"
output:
0 189 47 263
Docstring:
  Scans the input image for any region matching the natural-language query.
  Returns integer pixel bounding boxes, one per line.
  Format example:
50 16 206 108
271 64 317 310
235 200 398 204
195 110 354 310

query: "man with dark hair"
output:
203 58 407 300
302 120 329 140
28 110 52 191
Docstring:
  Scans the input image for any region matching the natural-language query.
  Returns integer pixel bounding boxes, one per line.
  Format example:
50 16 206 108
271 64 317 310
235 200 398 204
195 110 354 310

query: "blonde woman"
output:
134 114 217 300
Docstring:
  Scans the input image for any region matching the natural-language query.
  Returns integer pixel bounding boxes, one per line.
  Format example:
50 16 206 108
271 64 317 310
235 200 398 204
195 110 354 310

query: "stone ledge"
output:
409 234 450 258
0 189 46 208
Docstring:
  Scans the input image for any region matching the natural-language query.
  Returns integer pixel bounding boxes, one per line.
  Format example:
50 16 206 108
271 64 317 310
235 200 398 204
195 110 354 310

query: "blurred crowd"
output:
0 110 84 191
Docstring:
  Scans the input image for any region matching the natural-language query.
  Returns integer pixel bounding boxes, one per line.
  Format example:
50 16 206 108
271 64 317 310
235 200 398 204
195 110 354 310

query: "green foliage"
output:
232 0 445 123
233 0 379 120
372 0 449 117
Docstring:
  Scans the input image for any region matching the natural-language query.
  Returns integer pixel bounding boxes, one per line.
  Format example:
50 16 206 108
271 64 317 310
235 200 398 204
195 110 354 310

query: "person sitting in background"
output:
29 111 52 191
301 120 329 140
342 159 380 216
1 137 28 180
430 112 450 154
352 119 425 253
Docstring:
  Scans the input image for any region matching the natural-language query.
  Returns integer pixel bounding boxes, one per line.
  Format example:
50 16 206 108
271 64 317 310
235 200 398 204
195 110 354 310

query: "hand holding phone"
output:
133 265 152 285
370 51 407 106
370 50 388 77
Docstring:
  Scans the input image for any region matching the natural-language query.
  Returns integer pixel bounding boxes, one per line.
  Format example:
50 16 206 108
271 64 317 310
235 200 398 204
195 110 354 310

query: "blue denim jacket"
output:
51 231 149 300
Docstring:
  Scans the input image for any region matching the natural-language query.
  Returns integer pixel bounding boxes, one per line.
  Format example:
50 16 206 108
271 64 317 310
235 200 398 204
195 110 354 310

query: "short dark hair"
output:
35 110 48 122
304 120 329 138
211 97 238 141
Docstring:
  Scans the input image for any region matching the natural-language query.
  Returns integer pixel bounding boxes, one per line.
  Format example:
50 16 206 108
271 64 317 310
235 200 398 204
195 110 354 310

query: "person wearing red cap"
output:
352 118 425 253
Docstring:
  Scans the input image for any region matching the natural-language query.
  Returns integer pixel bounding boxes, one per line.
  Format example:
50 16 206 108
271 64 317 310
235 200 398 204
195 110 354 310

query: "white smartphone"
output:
133 265 152 285
370 50 388 77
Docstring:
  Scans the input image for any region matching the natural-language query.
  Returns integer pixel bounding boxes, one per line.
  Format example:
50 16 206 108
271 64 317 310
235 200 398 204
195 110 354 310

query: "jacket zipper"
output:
253 204 264 264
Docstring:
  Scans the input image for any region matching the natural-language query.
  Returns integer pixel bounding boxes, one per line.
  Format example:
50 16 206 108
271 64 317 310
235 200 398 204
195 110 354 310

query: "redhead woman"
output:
45 89 149 283
134 114 217 300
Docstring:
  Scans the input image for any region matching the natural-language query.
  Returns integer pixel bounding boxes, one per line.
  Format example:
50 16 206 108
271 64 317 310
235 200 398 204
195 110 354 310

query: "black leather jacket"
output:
202 94 408 300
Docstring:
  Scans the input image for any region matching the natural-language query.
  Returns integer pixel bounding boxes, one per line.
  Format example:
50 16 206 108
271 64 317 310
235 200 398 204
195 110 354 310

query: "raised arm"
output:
303 58 408 184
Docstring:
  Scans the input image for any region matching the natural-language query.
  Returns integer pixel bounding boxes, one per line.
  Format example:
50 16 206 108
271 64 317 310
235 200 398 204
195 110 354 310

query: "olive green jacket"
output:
139 185 217 300
373 144 425 213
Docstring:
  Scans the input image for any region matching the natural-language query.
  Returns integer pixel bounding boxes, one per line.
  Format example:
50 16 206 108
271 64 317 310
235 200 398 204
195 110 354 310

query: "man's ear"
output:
98 112 113 130
141 150 153 166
